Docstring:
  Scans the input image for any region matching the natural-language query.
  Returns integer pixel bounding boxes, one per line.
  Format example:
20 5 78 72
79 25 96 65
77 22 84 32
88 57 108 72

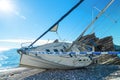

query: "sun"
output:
0 0 13 13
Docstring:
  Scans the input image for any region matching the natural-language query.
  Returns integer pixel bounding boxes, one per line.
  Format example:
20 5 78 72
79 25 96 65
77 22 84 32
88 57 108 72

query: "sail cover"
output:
50 24 58 32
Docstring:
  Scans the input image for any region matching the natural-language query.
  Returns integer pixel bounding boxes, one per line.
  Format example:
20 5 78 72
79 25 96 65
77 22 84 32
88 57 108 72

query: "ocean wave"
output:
0 55 8 61
0 49 20 69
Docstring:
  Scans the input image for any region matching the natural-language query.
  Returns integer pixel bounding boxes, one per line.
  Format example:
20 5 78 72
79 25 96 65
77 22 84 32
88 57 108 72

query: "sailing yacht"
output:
17 0 114 69
18 42 93 69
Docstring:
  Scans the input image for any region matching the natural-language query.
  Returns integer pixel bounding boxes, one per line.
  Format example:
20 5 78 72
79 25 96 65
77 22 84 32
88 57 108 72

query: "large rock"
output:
79 33 120 64
79 33 114 51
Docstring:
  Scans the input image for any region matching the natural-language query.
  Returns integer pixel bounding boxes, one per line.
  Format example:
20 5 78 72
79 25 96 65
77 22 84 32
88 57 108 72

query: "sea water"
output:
0 49 20 69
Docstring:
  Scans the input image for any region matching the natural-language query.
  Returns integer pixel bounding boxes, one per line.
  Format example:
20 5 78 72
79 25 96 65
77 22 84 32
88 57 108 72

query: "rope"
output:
56 32 62 41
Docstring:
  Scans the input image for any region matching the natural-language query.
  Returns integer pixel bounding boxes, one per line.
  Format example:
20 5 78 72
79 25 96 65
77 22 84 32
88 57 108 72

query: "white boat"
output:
18 42 93 69
17 0 114 69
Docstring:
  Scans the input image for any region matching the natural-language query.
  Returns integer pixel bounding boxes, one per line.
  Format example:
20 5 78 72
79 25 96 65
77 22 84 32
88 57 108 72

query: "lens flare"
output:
0 0 14 13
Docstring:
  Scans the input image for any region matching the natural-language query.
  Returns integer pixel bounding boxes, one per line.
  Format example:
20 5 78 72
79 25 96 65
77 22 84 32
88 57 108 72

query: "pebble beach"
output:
1 65 120 80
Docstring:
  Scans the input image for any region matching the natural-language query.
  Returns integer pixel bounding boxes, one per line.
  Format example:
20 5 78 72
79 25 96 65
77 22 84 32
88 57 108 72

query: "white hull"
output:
19 53 92 69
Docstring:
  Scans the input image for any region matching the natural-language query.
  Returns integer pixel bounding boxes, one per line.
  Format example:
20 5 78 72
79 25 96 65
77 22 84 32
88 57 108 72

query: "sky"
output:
0 0 120 51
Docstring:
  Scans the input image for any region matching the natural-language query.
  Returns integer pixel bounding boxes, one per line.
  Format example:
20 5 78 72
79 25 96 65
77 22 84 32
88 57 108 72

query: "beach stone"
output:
22 65 120 80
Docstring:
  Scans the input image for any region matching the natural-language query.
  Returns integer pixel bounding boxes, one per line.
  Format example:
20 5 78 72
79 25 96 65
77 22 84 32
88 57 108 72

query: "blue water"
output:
0 49 20 69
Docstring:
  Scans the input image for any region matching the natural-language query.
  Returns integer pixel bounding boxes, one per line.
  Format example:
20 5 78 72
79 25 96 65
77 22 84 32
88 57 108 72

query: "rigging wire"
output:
61 0 105 41
90 0 120 37
54 0 119 43
29 0 84 47
67 22 88 41
90 6 95 34
64 2 95 41
71 0 120 45
93 6 117 23
90 5 118 34
89 0 120 36
55 31 62 41
79 1 99 35
95 1 120 39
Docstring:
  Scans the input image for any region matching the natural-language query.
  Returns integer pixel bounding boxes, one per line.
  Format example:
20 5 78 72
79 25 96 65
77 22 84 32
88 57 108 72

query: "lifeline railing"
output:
25 51 120 55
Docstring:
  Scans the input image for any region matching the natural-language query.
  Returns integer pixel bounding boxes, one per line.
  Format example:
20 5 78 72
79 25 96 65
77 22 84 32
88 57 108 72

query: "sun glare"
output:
0 47 10 52
0 0 13 13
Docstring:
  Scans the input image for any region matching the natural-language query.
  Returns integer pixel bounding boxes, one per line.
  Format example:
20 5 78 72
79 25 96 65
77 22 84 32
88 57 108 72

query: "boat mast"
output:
67 0 114 51
28 0 84 47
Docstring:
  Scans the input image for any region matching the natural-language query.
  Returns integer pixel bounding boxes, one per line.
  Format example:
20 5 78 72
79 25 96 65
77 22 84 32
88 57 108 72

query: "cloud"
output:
21 15 26 20
0 39 33 43
0 39 71 52
14 11 26 20
0 39 54 52
0 39 53 44
0 39 54 49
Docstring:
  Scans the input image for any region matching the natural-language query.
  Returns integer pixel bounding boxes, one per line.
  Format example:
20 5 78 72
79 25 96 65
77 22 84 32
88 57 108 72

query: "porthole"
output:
60 49 64 52
83 59 86 61
45 49 51 54
53 49 59 54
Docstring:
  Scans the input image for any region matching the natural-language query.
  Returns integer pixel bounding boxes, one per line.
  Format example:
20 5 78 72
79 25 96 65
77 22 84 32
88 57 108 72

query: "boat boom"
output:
28 0 84 47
